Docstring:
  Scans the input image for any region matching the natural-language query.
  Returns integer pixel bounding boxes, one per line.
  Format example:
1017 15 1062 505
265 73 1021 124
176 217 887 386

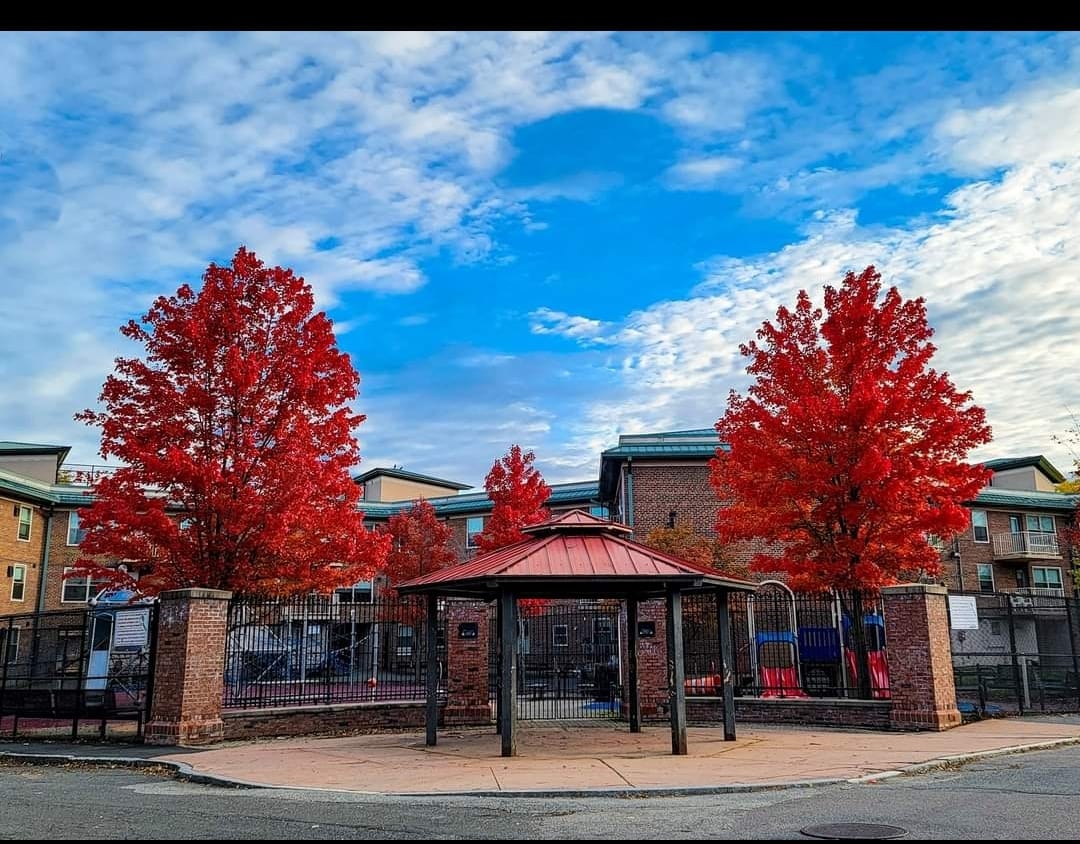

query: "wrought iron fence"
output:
686 588 890 701
223 594 446 709
0 604 156 738
949 591 1080 717
487 600 623 721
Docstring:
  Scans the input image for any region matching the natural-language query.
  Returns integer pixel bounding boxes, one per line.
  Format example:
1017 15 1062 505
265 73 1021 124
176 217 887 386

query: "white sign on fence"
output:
948 595 979 630
113 609 150 648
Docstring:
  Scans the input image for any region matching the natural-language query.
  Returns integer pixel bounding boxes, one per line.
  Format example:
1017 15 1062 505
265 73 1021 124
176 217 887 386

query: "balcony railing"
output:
992 531 1060 559
57 464 117 486
1012 586 1066 598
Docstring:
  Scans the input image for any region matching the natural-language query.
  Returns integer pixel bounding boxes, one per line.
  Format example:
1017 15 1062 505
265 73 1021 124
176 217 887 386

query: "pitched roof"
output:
397 509 756 598
353 466 472 490
385 480 599 519
0 441 71 465
982 455 1066 484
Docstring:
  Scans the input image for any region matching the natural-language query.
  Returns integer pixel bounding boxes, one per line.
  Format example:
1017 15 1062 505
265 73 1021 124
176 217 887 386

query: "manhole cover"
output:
801 823 907 840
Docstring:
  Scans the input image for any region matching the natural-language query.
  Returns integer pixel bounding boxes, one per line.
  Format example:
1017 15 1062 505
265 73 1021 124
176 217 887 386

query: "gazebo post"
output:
425 593 439 747
494 597 502 735
666 586 688 755
627 595 641 733
715 588 737 741
499 589 518 757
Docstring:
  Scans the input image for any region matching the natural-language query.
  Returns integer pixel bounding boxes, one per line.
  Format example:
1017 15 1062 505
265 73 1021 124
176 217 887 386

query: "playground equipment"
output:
748 582 809 698
842 613 891 699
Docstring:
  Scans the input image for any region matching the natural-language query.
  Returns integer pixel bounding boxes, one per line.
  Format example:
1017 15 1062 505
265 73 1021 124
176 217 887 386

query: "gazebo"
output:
397 510 757 757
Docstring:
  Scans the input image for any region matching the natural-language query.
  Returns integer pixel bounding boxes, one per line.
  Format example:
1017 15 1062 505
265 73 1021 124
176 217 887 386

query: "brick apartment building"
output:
0 430 1075 615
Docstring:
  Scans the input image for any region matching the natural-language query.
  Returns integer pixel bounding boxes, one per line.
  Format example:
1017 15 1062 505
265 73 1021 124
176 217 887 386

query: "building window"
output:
977 563 995 594
1025 515 1054 534
62 567 109 604
466 516 485 549
10 565 26 601
971 510 989 543
926 533 946 551
589 505 608 519
67 511 87 546
16 506 32 542
1033 567 1063 591
553 624 569 647
0 627 19 663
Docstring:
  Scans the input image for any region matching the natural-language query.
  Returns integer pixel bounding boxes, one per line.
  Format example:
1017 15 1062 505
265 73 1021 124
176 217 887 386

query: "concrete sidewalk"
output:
4 717 1079 796
136 717 1080 795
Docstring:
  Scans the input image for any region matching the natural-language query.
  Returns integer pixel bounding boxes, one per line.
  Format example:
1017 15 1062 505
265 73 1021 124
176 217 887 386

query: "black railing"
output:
686 589 889 701
223 594 447 710
0 604 156 738
949 591 1080 718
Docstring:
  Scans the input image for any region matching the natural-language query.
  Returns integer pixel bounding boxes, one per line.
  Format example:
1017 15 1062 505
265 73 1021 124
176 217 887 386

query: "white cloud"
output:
529 307 614 345
664 155 741 189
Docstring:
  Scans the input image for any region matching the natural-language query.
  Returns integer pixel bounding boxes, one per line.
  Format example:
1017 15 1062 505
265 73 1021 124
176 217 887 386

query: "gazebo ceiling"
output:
396 509 757 599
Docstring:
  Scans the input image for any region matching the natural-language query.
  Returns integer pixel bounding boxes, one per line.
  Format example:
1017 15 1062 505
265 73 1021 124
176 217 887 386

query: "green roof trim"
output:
354 466 472 490
358 480 600 520
971 488 1078 512
982 455 1066 484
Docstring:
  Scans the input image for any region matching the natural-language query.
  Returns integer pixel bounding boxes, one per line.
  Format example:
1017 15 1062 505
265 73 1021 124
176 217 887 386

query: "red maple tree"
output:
476 445 552 616
711 266 991 593
475 445 552 552
711 267 991 693
380 499 459 595
73 247 390 596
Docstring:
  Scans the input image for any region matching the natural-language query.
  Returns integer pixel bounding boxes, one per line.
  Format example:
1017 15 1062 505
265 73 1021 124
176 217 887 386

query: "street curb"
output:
3 735 1080 799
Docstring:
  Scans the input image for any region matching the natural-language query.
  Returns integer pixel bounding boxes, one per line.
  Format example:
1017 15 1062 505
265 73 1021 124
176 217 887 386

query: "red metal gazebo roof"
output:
396 510 756 598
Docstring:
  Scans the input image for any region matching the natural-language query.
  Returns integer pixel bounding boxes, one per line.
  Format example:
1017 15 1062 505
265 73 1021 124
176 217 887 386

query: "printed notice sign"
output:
113 609 150 648
948 595 979 630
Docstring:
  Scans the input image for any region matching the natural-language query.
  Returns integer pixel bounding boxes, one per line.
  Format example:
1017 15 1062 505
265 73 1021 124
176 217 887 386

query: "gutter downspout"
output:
626 458 634 539
954 537 964 593
36 508 54 614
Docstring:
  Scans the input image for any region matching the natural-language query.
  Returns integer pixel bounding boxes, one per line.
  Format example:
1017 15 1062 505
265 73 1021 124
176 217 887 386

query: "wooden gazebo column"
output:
626 595 641 733
666 586 688 755
499 588 519 757
715 588 737 741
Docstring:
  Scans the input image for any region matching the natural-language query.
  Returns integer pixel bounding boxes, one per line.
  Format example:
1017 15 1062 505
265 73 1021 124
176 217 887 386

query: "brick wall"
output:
0 496 46 616
224 701 461 740
445 601 492 725
936 508 1076 596
691 697 892 729
145 588 232 746
882 584 961 730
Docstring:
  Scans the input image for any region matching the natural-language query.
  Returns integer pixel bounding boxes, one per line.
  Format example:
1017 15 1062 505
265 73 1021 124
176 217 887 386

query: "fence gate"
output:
0 603 157 739
950 591 1080 718
489 600 623 720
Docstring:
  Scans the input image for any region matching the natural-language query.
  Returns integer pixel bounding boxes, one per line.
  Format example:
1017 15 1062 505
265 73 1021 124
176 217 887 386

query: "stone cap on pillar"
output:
157 587 234 601
880 583 947 596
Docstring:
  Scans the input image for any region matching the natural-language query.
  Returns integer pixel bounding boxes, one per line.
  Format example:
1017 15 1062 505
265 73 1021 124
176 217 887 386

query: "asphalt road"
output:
5 745 1080 840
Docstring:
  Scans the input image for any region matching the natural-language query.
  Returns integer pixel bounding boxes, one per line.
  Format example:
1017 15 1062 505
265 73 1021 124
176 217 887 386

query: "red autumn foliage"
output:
379 499 459 595
73 247 390 596
476 445 552 615
475 445 552 552
711 266 992 594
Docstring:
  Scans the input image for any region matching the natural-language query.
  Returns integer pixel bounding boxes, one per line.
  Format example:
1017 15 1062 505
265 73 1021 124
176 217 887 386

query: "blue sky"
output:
2 31 1079 486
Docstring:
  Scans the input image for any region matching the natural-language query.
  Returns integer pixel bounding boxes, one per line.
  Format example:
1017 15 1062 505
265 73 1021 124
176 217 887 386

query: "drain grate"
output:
801 823 907 840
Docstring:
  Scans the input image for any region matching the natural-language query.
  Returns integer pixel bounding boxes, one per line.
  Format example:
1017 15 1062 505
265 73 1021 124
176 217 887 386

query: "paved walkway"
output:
140 717 1080 794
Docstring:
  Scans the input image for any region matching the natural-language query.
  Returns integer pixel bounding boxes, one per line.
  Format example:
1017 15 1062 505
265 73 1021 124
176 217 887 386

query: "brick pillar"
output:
443 601 492 726
145 587 232 746
882 583 961 731
636 599 669 719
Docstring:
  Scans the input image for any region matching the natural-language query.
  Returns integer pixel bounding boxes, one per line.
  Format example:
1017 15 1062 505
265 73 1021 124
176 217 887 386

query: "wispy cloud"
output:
529 307 614 345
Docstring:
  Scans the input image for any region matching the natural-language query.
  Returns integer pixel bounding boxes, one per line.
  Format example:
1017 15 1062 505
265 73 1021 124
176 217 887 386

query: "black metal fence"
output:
0 604 156 738
949 591 1080 717
488 600 623 721
223 594 446 709
686 588 890 701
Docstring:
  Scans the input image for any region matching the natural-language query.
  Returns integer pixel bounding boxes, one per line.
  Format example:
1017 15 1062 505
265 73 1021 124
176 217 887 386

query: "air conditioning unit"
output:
1009 595 1034 608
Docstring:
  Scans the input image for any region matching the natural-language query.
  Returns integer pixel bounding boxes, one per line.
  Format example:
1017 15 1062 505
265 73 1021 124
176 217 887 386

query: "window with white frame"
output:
1025 515 1055 534
10 565 26 601
466 516 486 549
977 563 995 593
971 510 989 543
1033 567 1063 591
553 624 569 647
16 506 32 542
61 567 109 603
67 511 86 545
